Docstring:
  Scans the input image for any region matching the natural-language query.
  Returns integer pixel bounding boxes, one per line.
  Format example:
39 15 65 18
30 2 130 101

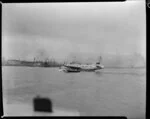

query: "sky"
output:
2 1 146 65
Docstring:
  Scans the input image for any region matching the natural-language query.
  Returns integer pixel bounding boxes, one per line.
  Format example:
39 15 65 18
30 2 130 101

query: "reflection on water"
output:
2 66 146 118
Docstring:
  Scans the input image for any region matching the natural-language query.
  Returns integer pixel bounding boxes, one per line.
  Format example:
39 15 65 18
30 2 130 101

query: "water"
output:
2 66 146 118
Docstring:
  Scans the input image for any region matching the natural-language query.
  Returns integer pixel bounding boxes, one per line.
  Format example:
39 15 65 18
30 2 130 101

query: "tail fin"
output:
96 56 102 65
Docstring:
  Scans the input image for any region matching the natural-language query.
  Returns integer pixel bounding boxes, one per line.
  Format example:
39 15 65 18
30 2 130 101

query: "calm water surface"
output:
2 66 146 118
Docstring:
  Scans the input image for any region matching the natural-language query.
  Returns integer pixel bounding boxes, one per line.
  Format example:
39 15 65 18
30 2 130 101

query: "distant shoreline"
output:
1 65 60 68
2 60 62 68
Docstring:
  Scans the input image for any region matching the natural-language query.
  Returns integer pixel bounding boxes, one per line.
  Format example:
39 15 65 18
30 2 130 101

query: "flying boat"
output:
59 56 104 73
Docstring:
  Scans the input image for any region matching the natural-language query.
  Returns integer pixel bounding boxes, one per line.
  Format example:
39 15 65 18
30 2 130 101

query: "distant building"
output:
6 59 21 65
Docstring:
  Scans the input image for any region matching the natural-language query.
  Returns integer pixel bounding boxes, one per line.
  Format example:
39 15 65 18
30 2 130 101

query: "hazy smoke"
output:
34 49 49 61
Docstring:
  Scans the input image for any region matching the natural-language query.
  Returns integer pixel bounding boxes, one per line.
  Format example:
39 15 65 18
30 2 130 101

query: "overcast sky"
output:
2 1 146 62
